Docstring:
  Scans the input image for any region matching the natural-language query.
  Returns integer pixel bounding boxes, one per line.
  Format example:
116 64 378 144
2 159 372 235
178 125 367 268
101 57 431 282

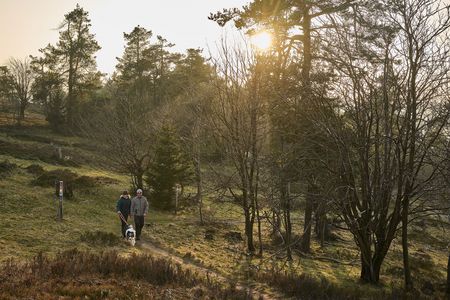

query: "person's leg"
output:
135 216 142 239
120 219 127 237
139 215 145 239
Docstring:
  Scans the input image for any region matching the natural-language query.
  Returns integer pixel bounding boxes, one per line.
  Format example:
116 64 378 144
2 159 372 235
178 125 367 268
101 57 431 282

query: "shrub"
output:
33 169 77 187
255 268 404 299
145 124 192 210
0 249 253 299
93 176 120 185
33 169 78 198
73 175 97 188
25 164 45 175
0 160 17 176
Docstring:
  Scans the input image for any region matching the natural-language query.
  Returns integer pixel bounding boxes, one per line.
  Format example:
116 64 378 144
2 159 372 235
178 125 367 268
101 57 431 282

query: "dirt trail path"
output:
138 241 280 300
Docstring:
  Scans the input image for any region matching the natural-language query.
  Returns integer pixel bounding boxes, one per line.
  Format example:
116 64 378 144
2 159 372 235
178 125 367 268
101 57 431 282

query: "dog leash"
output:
118 212 129 226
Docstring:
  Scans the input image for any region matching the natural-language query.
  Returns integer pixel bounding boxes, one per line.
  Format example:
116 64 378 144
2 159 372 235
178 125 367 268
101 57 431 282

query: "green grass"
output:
0 166 126 260
0 120 449 299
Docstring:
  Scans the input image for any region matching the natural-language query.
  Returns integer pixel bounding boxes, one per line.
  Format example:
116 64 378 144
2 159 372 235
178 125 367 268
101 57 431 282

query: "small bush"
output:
73 176 97 188
14 249 200 288
25 164 45 175
224 231 243 244
93 176 120 185
410 251 436 272
33 169 77 198
0 160 17 176
33 169 77 187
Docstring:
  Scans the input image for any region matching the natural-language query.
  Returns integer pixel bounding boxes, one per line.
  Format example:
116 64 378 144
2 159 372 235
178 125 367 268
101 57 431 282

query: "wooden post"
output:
58 181 63 221
175 184 181 215
57 147 62 160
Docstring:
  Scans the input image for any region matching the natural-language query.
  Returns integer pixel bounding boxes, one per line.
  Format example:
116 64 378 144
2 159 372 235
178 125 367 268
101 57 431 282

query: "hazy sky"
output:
0 0 248 75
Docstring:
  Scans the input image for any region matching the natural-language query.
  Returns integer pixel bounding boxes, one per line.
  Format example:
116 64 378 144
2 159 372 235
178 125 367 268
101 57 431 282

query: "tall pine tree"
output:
31 4 101 130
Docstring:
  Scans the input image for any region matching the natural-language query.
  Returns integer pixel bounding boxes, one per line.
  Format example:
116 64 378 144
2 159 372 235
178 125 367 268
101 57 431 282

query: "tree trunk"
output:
255 197 263 256
244 207 255 253
273 210 281 235
19 102 26 120
300 191 313 253
195 147 203 225
360 255 381 284
67 54 74 128
133 172 144 191
283 182 292 260
298 3 313 254
285 208 292 260
255 167 263 256
402 199 413 290
446 252 450 295
315 202 328 247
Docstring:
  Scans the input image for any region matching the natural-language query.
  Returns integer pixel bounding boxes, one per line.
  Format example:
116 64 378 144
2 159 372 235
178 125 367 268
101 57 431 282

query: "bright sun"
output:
250 31 272 51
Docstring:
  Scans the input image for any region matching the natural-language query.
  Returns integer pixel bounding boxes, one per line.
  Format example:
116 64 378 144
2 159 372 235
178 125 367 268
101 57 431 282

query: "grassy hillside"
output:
0 115 448 299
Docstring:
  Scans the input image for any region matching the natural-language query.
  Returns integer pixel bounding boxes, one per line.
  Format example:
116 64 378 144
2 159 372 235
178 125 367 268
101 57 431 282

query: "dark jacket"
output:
116 196 131 216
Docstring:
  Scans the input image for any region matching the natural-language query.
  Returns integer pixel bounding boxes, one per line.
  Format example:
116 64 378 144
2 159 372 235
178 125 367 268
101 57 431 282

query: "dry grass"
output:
0 249 252 299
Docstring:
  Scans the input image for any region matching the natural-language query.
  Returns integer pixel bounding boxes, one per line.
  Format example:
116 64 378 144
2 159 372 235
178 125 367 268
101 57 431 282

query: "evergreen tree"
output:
0 66 14 108
116 25 152 90
145 124 191 210
56 4 101 128
31 49 66 131
31 4 101 130
145 35 182 105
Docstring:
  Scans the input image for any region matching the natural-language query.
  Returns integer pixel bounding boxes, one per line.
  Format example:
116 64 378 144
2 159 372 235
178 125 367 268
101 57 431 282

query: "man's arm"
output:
130 198 135 216
144 197 149 215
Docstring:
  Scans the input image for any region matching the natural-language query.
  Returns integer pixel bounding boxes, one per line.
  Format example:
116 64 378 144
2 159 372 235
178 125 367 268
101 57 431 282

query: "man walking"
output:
130 189 148 240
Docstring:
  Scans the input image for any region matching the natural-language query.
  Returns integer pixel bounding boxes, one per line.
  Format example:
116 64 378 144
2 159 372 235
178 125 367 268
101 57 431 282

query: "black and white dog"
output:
125 225 136 246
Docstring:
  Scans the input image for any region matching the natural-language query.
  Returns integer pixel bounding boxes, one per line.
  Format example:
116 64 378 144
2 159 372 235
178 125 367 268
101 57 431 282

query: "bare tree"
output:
82 88 158 189
316 0 450 284
387 0 450 288
8 57 34 122
205 39 269 254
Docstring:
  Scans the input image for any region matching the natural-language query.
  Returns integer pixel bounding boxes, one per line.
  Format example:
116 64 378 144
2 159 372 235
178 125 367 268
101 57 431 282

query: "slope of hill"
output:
0 114 448 299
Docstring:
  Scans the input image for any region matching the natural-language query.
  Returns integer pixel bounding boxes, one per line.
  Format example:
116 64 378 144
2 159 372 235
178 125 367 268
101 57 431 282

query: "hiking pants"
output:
120 214 129 237
134 215 145 239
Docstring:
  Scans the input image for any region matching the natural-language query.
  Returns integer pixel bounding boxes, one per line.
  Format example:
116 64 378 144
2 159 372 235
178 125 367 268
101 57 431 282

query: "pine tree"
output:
30 4 101 130
145 124 191 210
116 25 152 88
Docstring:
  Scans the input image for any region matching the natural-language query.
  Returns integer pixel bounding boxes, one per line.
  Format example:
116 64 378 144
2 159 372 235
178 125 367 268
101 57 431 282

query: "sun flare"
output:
250 31 272 51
